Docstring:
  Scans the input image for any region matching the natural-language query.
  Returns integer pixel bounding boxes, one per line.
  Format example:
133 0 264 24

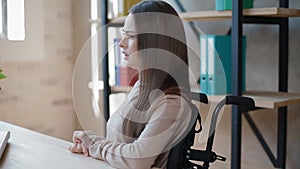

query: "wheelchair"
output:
167 92 255 169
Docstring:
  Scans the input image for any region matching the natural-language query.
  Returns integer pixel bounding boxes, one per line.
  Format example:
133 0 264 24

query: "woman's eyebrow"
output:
122 28 134 33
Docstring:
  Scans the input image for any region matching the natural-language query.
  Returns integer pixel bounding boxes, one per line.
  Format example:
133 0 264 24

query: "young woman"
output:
69 1 196 168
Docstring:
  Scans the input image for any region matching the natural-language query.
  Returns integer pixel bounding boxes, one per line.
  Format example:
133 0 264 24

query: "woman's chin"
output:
126 63 139 70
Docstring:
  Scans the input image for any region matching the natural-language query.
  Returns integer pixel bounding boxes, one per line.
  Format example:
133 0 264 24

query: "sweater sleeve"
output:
83 96 193 169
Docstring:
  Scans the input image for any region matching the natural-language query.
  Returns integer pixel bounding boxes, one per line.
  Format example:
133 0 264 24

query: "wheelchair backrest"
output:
167 103 202 169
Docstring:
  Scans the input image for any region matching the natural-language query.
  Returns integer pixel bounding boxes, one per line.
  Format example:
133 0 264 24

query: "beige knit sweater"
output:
82 81 195 169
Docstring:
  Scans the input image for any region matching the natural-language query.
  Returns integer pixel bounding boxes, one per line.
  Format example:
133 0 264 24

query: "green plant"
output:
0 67 6 79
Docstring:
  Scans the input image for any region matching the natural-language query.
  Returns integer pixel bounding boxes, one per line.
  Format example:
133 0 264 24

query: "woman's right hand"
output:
68 131 90 156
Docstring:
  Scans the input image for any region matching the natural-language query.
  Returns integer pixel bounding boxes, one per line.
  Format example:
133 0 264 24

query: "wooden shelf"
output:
111 85 132 93
108 16 126 25
111 87 300 109
109 8 300 24
206 91 300 109
180 7 300 21
243 91 300 109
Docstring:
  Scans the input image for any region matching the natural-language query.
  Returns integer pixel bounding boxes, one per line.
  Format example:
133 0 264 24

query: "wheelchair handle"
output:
191 92 208 104
225 95 255 111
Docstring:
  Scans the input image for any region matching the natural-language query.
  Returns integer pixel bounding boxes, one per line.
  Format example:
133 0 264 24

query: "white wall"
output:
0 0 76 141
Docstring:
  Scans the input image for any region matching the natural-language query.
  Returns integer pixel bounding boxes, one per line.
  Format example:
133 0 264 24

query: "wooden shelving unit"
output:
180 7 300 21
111 86 132 93
205 91 300 109
244 91 300 108
113 85 300 109
109 6 300 110
109 7 300 24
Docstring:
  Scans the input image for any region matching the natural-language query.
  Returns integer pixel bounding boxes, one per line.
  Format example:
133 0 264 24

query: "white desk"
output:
0 121 115 169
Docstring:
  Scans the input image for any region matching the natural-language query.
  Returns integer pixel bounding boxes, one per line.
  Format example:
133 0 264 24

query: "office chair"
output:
167 92 255 169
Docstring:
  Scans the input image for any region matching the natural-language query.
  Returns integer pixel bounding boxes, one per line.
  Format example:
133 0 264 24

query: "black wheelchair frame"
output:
167 92 255 169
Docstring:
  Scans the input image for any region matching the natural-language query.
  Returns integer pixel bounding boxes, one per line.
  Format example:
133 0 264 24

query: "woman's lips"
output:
124 55 129 60
122 52 129 60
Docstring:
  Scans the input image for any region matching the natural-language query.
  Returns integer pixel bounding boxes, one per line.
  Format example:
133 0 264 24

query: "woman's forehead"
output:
123 14 136 32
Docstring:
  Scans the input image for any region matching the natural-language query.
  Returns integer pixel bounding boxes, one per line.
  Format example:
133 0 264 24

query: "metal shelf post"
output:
101 0 110 122
231 0 243 168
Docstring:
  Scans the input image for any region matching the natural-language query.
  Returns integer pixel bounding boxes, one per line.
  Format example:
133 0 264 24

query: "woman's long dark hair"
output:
123 0 191 138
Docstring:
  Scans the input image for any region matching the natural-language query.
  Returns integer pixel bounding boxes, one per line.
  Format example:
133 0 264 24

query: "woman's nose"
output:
118 37 127 48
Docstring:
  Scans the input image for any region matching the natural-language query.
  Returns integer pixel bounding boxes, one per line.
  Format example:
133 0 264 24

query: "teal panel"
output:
199 35 246 95
216 0 254 11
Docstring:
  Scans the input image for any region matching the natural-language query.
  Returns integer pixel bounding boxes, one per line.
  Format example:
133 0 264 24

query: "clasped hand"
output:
68 130 90 157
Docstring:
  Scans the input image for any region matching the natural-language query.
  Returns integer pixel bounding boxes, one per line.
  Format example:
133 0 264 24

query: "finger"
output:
74 138 82 144
77 143 83 152
73 131 83 142
69 143 83 153
82 143 89 157
68 144 77 153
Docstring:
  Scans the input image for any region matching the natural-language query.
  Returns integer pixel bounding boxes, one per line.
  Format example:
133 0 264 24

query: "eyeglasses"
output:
121 29 137 40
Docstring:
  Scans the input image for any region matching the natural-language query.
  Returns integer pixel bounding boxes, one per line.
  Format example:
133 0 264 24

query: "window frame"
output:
0 0 7 38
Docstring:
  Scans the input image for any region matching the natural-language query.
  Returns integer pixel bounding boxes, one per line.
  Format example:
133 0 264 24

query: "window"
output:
0 0 25 41
90 0 101 118
89 0 122 117
0 0 6 38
